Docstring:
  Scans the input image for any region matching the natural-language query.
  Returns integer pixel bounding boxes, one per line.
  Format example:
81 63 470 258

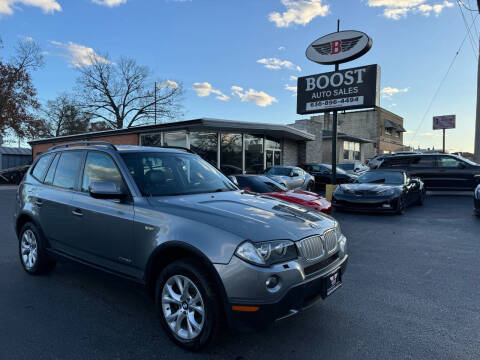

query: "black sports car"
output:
332 170 426 214
474 184 480 216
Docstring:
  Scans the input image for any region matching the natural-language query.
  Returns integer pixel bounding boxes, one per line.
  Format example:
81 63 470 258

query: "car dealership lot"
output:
1 187 479 360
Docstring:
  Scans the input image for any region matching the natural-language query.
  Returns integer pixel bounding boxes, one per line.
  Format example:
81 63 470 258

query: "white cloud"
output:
285 84 297 95
158 80 179 89
0 0 61 15
257 57 301 71
231 86 278 107
92 0 127 7
381 87 409 98
367 0 453 20
192 82 230 101
278 46 286 51
289 75 298 81
50 41 110 67
269 0 329 27
420 132 442 137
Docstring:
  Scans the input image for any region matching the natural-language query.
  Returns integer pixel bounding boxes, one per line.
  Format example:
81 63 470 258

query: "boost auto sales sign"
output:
296 64 380 115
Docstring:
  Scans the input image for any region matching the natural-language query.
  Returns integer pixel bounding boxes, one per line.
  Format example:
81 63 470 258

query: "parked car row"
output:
0 165 30 185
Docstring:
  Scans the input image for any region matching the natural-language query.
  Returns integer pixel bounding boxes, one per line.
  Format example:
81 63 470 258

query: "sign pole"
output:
331 19 340 185
443 128 445 153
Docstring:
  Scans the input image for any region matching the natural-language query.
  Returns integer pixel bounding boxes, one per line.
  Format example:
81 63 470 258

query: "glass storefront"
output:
140 132 162 147
163 131 187 147
189 132 218 167
220 133 242 175
245 134 264 174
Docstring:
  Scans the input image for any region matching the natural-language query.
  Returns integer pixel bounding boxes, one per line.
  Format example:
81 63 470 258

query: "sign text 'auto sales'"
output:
296 64 380 115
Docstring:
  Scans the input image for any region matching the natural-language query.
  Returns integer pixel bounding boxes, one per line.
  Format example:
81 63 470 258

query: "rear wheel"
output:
19 222 56 275
155 259 224 351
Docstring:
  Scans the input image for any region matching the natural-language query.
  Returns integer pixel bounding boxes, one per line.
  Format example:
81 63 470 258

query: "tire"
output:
306 181 314 192
396 196 406 215
416 191 426 206
19 222 56 275
155 259 224 351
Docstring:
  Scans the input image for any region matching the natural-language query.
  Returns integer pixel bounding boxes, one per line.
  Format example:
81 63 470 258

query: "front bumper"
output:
332 195 400 213
215 252 348 331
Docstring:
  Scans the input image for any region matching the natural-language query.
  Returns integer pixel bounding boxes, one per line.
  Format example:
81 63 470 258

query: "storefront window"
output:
190 132 218 166
265 138 281 150
141 133 162 147
163 131 187 147
343 141 361 161
220 134 242 175
245 134 264 174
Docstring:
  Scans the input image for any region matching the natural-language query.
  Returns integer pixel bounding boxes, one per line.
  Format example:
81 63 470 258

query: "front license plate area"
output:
325 270 342 296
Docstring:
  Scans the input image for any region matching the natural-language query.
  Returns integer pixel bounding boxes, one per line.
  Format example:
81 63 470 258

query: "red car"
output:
229 175 332 214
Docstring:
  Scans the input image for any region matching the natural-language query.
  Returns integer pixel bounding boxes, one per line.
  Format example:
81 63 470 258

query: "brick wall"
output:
282 138 299 166
31 133 139 158
289 117 323 164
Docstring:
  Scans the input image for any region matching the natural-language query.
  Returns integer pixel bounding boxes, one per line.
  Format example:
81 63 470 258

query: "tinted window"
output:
236 176 286 193
81 152 125 193
437 156 464 168
31 154 53 181
120 152 237 196
381 157 411 168
52 151 84 190
357 171 405 185
267 167 291 176
44 153 60 185
410 156 436 168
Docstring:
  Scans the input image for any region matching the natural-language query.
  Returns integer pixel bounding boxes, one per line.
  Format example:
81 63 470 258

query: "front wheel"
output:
396 196 406 215
416 191 426 206
155 259 224 351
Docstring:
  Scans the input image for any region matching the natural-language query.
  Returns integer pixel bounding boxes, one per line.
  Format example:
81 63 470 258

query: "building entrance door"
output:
266 149 281 170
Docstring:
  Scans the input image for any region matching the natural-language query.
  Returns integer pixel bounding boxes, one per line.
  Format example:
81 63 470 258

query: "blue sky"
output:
1 0 479 152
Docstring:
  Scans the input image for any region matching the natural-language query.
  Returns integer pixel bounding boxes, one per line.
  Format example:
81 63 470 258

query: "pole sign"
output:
433 115 455 130
306 30 372 65
297 64 380 115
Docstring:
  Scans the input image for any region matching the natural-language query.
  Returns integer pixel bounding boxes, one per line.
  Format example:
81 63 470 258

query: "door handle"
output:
72 209 83 217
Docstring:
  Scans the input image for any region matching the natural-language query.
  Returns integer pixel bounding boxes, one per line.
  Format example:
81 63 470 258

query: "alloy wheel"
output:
21 229 38 270
161 275 205 340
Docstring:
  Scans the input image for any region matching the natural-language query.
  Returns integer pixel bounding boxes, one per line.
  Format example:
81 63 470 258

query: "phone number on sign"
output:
306 96 364 111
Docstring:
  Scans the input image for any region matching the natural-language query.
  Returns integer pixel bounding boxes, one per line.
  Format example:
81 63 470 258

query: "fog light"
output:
266 275 281 293
382 204 391 208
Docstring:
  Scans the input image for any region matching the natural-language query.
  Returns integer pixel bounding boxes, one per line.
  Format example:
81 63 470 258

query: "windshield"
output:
267 167 292 176
356 171 404 185
236 176 287 193
322 164 347 174
455 155 478 166
120 152 237 196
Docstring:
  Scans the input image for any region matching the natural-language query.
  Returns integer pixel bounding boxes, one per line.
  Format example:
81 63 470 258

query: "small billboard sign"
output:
433 115 455 130
296 64 380 115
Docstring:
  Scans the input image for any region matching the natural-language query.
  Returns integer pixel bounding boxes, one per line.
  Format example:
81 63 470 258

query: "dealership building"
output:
29 107 407 174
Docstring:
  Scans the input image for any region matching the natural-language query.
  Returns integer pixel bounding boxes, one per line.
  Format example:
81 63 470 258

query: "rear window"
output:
52 151 84 190
31 154 54 181
410 156 436 168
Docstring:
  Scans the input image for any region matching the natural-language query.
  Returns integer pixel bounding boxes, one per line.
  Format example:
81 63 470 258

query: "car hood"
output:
339 183 401 193
270 190 321 201
147 190 335 242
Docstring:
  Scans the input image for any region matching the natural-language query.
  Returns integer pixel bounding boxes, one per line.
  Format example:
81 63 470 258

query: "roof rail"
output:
48 141 117 151
161 146 197 155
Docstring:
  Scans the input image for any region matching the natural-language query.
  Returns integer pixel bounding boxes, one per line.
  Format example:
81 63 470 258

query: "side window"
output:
410 156 436 168
437 156 463 168
381 157 410 168
81 152 125 193
31 154 54 181
44 153 60 185
52 151 84 190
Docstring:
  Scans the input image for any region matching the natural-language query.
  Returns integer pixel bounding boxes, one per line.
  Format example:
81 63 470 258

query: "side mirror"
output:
89 181 126 200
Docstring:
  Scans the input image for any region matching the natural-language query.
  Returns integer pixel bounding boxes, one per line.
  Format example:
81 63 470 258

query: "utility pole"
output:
154 82 158 125
331 19 340 184
475 1 480 161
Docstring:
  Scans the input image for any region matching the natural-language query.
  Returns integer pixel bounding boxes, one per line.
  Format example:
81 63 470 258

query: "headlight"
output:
235 240 298 266
334 222 342 239
378 188 395 196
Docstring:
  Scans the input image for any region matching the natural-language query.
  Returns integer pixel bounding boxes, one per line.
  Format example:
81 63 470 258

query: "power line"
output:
458 0 478 12
410 14 479 143
457 0 479 57
466 0 479 41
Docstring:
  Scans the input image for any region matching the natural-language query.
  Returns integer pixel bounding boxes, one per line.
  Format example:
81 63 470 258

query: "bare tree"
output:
35 93 92 138
76 55 183 129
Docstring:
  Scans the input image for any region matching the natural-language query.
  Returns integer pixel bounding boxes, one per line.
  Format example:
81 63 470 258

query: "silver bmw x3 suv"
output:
14 142 348 350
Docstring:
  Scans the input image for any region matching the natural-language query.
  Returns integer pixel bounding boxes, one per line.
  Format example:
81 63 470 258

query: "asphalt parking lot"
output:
1 187 479 360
